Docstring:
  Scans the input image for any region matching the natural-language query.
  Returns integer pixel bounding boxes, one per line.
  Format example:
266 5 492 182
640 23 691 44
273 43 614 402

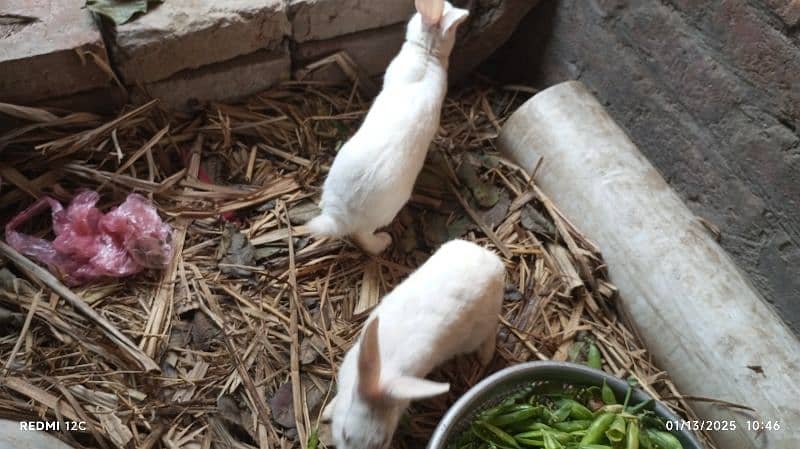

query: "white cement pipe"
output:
498 81 800 449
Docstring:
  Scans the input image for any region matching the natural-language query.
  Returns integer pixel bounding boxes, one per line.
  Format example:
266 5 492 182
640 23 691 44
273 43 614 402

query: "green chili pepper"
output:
552 420 592 432
476 421 521 449
551 403 572 423
578 445 614 449
605 415 627 443
597 404 623 414
623 386 633 409
481 398 522 419
638 427 653 449
508 384 538 403
627 398 655 415
601 381 617 405
587 343 602 370
556 399 594 420
491 405 546 427
579 412 617 445
473 423 506 448
525 422 555 432
626 419 639 449
639 414 666 431
645 430 683 449
514 438 544 447
514 430 543 439
515 430 570 444
542 431 563 449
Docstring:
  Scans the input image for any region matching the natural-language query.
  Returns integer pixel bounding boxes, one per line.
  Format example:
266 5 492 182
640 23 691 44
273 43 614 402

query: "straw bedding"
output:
0 80 715 449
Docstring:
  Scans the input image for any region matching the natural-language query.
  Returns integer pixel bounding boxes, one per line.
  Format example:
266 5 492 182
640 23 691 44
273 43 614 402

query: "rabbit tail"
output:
306 213 345 238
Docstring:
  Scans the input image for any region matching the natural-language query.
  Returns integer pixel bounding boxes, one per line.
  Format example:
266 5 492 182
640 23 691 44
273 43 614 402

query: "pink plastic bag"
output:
5 191 173 285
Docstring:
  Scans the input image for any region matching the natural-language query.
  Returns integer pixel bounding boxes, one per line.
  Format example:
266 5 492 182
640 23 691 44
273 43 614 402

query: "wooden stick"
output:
3 290 40 373
283 200 308 449
0 241 160 372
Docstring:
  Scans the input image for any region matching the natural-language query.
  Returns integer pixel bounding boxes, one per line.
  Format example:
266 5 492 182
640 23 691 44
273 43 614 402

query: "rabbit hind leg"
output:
476 332 496 366
353 230 392 255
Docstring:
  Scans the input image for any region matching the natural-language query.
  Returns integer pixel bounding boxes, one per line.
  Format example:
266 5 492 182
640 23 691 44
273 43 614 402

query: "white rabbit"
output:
306 0 470 254
321 239 505 449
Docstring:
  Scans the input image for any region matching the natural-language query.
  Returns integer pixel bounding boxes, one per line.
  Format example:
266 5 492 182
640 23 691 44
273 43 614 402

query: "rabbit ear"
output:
357 317 382 401
415 0 445 26
383 376 450 400
321 396 336 421
440 6 469 34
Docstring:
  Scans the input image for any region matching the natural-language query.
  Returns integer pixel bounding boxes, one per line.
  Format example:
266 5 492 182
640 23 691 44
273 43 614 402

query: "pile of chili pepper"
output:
454 381 684 449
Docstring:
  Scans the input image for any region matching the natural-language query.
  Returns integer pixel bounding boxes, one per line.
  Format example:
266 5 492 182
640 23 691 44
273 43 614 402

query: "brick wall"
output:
489 0 800 334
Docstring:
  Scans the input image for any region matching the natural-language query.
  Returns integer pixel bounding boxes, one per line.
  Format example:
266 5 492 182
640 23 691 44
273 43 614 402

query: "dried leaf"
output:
521 204 555 236
94 406 133 448
447 216 472 239
269 377 324 430
288 201 321 225
86 0 163 25
456 159 501 208
190 311 221 351
218 395 256 440
479 190 511 229
269 380 296 429
504 283 523 301
300 334 324 365
399 225 418 253
219 224 257 277
422 213 450 246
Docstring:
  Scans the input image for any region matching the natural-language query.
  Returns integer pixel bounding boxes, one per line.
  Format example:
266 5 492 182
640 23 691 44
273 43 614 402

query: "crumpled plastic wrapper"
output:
4 191 173 285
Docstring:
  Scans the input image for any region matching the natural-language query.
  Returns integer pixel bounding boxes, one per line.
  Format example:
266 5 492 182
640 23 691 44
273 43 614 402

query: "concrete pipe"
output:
0 420 76 449
497 81 800 449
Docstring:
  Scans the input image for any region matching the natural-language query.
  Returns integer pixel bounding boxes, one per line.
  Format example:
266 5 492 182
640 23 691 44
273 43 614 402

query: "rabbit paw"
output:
355 231 392 255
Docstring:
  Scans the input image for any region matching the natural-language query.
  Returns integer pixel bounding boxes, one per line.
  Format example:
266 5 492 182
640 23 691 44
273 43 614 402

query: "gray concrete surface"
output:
487 0 800 335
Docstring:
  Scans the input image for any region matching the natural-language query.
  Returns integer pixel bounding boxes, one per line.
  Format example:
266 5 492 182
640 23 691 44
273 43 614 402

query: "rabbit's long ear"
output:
441 6 469 34
383 376 450 400
415 0 445 26
357 317 382 401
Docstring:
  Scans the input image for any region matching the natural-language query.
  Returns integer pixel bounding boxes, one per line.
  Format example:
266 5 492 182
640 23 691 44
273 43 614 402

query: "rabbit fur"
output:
306 0 470 254
321 239 505 449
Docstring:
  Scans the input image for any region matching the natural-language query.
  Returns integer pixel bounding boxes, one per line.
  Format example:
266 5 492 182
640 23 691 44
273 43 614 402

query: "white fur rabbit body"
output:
322 239 505 449
306 0 470 254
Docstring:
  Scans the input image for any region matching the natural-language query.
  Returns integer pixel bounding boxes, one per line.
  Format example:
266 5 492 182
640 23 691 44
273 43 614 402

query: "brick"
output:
35 87 126 115
289 0 413 43
0 0 111 103
111 0 290 84
134 48 290 111
294 24 405 82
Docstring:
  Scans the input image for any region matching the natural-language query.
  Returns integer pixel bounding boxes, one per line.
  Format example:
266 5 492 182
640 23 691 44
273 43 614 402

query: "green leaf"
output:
422 213 450 246
307 428 319 449
86 0 163 25
447 216 472 239
456 159 501 208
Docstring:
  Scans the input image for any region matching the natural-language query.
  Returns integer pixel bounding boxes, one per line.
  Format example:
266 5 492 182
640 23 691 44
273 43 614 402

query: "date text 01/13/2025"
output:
665 420 782 432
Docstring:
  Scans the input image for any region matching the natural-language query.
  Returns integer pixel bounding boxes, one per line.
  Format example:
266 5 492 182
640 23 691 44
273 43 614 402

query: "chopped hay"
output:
0 80 716 449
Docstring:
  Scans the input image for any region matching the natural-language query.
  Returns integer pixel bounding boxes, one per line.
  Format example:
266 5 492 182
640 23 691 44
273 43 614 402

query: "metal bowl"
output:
427 361 705 449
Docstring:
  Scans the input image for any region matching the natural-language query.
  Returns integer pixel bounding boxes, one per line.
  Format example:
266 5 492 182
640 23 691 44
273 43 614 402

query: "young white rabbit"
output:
306 0 470 254
321 239 505 449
